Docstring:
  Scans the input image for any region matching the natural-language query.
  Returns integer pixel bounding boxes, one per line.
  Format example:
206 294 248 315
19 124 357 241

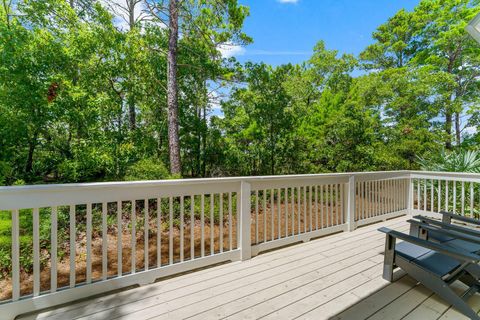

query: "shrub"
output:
416 149 480 173
125 158 170 181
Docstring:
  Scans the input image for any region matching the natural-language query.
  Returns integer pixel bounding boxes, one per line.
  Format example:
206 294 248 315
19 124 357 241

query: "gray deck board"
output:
18 216 479 320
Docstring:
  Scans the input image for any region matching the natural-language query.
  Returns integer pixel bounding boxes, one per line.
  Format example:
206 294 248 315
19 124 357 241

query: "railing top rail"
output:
0 170 412 210
0 170 412 193
410 171 480 182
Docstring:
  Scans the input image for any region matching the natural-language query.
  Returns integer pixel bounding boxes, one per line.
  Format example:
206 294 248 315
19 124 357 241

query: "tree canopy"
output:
1 0 480 185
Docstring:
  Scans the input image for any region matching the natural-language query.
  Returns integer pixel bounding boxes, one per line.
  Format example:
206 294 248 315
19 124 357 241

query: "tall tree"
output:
414 0 480 148
145 0 250 176
166 0 181 175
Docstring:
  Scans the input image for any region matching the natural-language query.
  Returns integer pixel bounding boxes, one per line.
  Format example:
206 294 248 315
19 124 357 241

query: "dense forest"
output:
1 0 480 186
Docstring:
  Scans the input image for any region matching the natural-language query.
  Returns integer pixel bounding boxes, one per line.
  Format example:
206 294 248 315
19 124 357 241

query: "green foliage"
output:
125 158 170 181
417 149 480 173
0 0 479 188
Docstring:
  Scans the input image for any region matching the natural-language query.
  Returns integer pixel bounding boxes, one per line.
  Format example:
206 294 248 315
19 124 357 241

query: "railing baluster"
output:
384 180 388 214
340 183 344 224
51 206 58 292
325 185 329 226
144 199 149 270
388 180 391 213
70 205 76 287
363 181 370 219
363 181 367 218
371 181 374 217
303 186 307 233
368 180 375 218
329 184 334 226
255 190 258 243
285 187 288 236
169 197 173 264
416 179 420 210
86 203 92 283
102 202 108 279
397 179 400 212
291 187 294 235
210 194 214 255
309 186 312 231
423 179 427 211
375 180 379 216
263 189 267 242
180 196 184 262
219 193 223 253
394 179 398 212
430 179 433 212
445 181 449 212
392 180 396 213
157 198 162 267
12 209 20 301
271 188 275 240
387 180 390 213
201 194 205 257
320 185 324 228
235 191 239 249
190 195 195 259
453 181 457 214
393 179 396 213
461 181 465 216
228 192 232 251
369 181 373 217
438 180 442 212
335 184 339 225
470 182 474 218
117 201 122 276
131 201 136 273
277 188 281 238
33 208 40 296
315 185 319 230
297 186 301 233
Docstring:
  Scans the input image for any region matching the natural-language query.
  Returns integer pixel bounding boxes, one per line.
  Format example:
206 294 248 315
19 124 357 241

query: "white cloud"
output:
277 0 299 3
218 44 246 58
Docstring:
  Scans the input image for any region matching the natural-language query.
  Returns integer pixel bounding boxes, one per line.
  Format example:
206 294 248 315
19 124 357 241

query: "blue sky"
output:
225 0 420 66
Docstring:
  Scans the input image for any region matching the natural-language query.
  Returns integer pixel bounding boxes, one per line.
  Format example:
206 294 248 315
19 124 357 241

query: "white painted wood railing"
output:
0 170 469 319
410 171 480 218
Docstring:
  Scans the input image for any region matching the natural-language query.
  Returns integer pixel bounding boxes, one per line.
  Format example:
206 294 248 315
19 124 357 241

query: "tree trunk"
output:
128 98 136 131
25 131 39 174
445 109 453 150
202 104 207 177
167 0 181 175
128 0 136 131
455 111 461 146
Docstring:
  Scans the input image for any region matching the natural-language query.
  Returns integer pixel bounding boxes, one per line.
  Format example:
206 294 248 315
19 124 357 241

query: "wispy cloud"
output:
218 44 246 58
218 44 311 58
277 0 299 3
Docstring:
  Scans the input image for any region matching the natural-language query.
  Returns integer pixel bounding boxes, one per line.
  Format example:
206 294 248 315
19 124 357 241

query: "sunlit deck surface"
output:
17 216 480 320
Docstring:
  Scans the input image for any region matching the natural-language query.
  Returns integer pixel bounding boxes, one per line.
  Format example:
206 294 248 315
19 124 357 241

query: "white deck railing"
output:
0 170 476 319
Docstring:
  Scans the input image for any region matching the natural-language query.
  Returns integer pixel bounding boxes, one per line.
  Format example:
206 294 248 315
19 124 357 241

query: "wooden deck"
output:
17 216 480 320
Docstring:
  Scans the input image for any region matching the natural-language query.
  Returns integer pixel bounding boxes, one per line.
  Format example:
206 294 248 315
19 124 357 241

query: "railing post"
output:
239 180 251 260
407 173 413 216
346 175 356 231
